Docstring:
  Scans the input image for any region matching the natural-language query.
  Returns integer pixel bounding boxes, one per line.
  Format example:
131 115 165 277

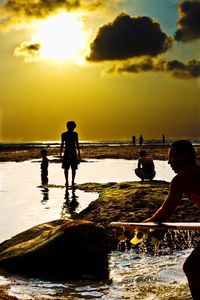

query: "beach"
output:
0 143 199 299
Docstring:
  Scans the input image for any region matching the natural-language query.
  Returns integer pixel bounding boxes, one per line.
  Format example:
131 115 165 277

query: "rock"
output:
77 181 169 224
77 180 200 224
0 219 109 280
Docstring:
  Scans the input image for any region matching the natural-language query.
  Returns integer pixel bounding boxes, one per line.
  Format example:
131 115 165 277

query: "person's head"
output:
139 150 147 157
41 148 47 157
66 121 76 132
168 140 196 173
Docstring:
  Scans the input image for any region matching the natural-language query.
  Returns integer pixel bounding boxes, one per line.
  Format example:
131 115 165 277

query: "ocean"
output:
1 138 200 149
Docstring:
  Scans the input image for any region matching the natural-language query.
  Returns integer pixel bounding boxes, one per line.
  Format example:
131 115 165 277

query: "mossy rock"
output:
0 219 109 280
77 181 169 224
77 181 200 224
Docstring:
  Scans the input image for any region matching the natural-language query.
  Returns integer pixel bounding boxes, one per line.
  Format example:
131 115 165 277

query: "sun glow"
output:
33 12 87 62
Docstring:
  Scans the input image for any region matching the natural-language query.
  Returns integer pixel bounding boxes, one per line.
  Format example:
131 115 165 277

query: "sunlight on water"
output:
0 158 174 242
109 249 192 300
0 160 99 242
76 159 174 183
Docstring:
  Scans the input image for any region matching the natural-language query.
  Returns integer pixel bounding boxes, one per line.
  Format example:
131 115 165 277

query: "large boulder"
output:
0 219 109 280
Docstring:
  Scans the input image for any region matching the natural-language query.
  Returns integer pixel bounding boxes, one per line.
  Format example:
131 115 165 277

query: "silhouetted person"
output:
135 150 155 181
144 140 200 300
40 148 49 185
60 121 81 189
162 134 165 145
139 135 144 146
132 135 136 145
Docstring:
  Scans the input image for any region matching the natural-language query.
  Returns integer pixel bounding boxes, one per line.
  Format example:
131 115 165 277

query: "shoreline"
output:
1 144 200 162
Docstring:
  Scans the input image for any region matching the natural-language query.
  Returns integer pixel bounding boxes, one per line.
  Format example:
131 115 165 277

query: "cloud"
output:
109 58 200 79
0 0 120 28
175 0 200 42
86 13 172 61
14 41 41 61
2 0 80 19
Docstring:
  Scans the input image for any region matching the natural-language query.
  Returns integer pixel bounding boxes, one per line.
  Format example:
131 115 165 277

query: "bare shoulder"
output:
170 174 182 187
181 162 200 177
61 131 67 137
171 163 200 190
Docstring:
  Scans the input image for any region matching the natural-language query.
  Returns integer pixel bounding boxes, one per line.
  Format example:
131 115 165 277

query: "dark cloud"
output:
86 13 172 61
111 58 200 79
14 42 41 60
166 59 200 78
175 0 200 42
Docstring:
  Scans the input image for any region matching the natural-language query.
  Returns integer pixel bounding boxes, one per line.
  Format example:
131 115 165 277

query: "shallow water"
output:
0 158 193 299
0 248 192 300
0 158 174 242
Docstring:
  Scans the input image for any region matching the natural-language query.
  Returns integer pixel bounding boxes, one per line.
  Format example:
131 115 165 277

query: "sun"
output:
32 12 87 62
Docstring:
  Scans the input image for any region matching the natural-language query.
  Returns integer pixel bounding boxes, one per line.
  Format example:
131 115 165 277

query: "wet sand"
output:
1 144 200 162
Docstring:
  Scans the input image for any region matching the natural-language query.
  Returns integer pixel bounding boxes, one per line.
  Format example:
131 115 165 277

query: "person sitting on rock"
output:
135 150 155 181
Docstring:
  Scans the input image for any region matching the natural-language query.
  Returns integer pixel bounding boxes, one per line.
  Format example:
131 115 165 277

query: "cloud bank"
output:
109 58 200 79
0 0 119 28
87 13 172 61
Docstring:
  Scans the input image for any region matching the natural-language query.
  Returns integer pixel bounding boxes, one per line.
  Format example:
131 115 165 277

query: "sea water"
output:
0 158 193 299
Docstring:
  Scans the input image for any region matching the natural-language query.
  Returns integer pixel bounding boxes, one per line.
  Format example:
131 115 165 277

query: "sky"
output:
0 0 200 142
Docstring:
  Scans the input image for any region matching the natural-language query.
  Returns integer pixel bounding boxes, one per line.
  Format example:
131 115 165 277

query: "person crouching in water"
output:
135 150 155 181
60 121 81 190
41 148 49 185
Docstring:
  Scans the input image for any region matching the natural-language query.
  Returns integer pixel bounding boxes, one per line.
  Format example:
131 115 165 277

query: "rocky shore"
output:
1 144 199 162
1 144 200 162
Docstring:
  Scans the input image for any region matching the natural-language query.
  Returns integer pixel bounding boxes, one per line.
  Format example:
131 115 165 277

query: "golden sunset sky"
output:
0 0 200 142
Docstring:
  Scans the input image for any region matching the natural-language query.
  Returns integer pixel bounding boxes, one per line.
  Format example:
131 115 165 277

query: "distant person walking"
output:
139 135 144 146
135 150 155 181
40 148 49 185
162 134 165 145
132 135 136 145
60 121 81 189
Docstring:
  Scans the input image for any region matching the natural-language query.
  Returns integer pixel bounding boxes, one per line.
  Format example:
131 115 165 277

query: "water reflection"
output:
40 187 49 204
61 189 79 218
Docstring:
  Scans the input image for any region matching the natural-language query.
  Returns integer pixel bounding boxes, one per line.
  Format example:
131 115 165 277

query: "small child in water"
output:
40 148 49 185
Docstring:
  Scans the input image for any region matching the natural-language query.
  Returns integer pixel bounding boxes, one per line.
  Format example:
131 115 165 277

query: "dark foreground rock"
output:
0 219 109 280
